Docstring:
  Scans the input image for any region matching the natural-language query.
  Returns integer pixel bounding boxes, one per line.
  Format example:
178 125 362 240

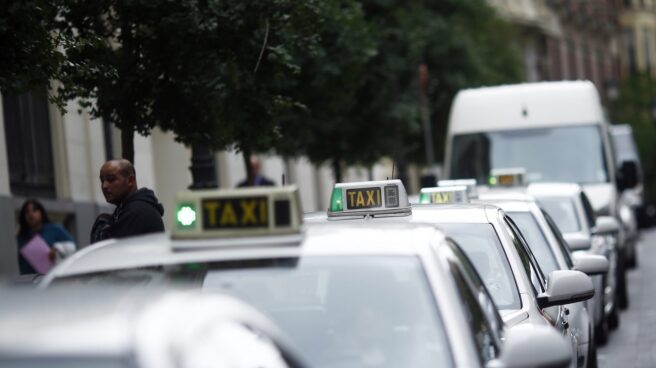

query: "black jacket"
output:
109 188 165 239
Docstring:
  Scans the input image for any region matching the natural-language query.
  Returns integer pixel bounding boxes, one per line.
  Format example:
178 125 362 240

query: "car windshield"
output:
536 197 581 233
57 256 453 368
438 223 521 310
200 256 452 368
450 125 609 184
507 212 560 276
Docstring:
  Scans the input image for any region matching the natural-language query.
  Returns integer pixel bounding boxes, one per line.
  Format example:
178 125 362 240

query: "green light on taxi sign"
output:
488 176 498 186
419 192 431 204
329 187 344 212
176 203 197 228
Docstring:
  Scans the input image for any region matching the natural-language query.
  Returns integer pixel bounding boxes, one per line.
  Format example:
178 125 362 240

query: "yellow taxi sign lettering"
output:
346 187 382 210
173 186 302 239
489 168 527 187
203 197 268 229
419 186 468 205
328 179 410 217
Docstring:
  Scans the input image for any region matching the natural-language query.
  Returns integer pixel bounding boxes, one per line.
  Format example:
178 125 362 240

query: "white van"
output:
444 80 638 307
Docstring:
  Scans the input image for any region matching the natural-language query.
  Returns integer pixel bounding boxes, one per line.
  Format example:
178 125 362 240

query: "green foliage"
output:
56 0 322 162
281 0 522 180
1 0 521 177
0 0 68 97
616 74 656 200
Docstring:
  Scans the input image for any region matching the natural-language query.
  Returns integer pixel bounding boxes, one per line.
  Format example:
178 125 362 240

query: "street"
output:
599 227 656 367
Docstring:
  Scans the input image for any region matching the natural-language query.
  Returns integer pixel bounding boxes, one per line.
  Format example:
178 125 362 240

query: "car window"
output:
507 211 560 275
450 125 609 184
501 216 546 295
536 197 581 233
541 210 575 269
445 239 505 342
441 239 500 364
437 223 521 310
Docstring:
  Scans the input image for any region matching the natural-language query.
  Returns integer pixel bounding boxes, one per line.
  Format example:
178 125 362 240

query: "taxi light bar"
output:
418 186 469 205
172 186 302 239
437 179 478 199
328 179 410 218
489 168 527 187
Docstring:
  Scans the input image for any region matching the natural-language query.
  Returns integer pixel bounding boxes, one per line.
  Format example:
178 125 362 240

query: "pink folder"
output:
20 234 54 274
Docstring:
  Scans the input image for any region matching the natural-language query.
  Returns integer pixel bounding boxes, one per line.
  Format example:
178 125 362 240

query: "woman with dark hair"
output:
16 199 75 275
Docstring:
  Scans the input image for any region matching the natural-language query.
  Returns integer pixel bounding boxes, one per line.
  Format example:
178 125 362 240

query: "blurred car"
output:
0 287 305 368
40 183 573 368
307 181 595 368
609 123 642 262
528 182 623 342
444 81 638 298
476 190 608 366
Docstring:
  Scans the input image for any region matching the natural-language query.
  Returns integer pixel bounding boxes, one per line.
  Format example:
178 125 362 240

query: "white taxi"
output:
41 186 571 368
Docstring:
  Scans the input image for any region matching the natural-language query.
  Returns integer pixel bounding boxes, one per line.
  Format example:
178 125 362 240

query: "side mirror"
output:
487 324 571 368
592 216 620 236
617 160 639 191
537 270 594 308
563 233 591 251
573 254 608 275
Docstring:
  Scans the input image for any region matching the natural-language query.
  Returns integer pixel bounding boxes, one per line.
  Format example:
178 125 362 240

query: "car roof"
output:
306 203 497 225
449 80 604 134
527 182 582 198
0 287 137 355
0 287 301 366
44 223 448 281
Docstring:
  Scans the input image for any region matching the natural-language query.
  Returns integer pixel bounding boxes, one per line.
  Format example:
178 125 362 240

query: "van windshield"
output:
450 125 609 184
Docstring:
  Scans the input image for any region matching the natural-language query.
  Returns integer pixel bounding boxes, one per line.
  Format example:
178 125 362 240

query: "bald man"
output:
92 159 164 242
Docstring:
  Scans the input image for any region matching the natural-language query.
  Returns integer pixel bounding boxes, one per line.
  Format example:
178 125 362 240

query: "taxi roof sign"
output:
173 186 302 239
328 179 410 217
437 179 478 199
419 186 469 205
489 168 527 187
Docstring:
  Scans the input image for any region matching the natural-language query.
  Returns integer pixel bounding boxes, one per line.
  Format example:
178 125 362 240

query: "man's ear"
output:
128 174 137 188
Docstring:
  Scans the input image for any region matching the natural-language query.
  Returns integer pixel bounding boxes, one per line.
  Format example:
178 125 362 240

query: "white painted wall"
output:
151 128 192 230
86 117 108 203
291 157 319 212
133 133 156 193
0 93 10 195
57 106 108 202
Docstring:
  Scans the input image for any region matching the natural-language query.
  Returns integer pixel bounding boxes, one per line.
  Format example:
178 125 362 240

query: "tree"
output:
277 0 382 182
281 0 522 181
56 0 322 168
617 73 656 201
0 0 68 97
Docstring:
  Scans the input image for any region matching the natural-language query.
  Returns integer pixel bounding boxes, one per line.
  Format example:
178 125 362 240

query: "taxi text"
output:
346 187 382 210
202 197 268 229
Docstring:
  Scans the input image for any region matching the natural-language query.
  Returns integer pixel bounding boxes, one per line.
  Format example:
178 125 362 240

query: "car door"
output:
502 215 578 359
440 238 504 366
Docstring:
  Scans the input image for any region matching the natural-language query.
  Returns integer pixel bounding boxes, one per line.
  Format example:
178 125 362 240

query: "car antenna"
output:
282 173 286 186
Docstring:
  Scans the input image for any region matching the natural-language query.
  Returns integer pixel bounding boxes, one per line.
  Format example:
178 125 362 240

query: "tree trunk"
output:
242 146 254 186
332 158 342 183
121 127 135 164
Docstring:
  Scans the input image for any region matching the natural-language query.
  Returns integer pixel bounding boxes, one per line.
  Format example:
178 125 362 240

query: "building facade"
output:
0 90 400 279
489 0 624 103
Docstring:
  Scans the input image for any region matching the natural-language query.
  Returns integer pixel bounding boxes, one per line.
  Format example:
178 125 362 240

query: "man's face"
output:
100 163 133 205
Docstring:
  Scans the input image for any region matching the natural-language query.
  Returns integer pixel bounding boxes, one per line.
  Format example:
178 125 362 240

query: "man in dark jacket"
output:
93 159 165 242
